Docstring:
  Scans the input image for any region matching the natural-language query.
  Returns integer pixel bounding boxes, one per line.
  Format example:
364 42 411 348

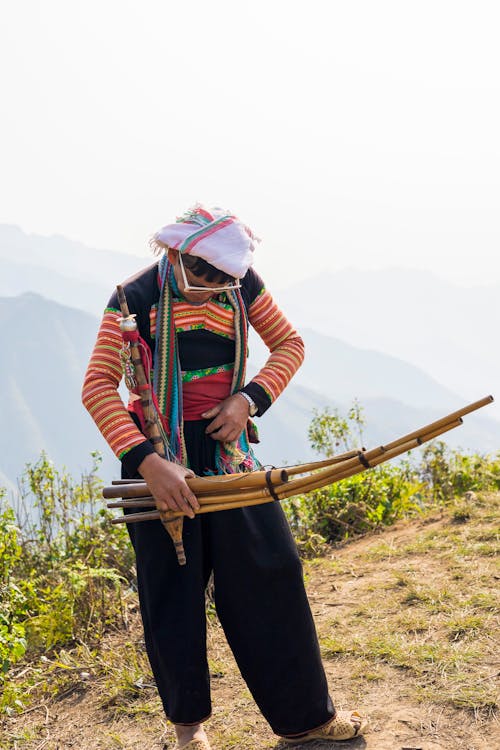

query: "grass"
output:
2 492 499 748
315 494 500 720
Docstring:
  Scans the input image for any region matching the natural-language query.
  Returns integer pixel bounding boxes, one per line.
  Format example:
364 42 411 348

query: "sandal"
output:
284 710 366 744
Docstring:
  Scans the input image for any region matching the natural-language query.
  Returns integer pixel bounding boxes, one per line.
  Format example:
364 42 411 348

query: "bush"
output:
285 461 425 546
284 405 500 553
0 501 28 676
0 454 136 696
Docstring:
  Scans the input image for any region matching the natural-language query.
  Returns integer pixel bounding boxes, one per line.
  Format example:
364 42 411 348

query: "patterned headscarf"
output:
154 204 259 278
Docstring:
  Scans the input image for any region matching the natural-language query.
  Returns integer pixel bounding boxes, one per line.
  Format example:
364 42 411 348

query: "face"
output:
170 250 226 305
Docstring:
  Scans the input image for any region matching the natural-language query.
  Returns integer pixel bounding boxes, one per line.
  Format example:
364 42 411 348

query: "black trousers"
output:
124 421 334 737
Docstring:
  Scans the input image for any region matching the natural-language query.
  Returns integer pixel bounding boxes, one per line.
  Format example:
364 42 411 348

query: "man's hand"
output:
138 453 199 519
201 394 249 443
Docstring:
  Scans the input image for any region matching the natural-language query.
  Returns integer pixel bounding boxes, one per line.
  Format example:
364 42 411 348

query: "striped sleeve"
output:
81 308 150 460
245 288 305 411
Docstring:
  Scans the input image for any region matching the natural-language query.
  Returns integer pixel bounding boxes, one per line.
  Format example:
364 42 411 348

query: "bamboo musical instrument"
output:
116 284 187 564
104 396 493 527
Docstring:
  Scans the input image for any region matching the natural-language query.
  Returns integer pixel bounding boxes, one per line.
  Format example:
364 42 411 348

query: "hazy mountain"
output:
250 328 465 411
0 293 120 491
1 226 498 419
0 224 146 315
274 268 500 414
0 224 145 284
0 291 498 491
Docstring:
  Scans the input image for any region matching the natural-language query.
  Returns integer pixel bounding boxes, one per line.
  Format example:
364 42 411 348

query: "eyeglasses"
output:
178 252 241 293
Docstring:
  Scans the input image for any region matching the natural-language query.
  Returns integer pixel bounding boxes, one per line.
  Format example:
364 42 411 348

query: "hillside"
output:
3 493 498 749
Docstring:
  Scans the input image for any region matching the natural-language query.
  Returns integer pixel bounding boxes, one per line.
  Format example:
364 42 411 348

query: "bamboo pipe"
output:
111 494 288 524
108 414 459 508
107 395 493 525
108 418 461 513
110 415 462 524
283 395 493 477
111 478 145 485
268 417 462 499
280 419 462 498
117 284 186 565
107 478 289 510
103 467 289 500
284 450 361 476
107 485 288 509
378 396 492 451
106 391 493 503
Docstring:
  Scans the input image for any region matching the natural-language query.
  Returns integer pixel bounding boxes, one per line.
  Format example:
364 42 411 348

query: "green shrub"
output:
0 454 135 696
285 409 500 552
0 501 28 676
285 461 424 546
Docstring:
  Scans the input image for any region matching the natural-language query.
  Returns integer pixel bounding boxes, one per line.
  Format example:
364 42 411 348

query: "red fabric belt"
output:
182 370 233 421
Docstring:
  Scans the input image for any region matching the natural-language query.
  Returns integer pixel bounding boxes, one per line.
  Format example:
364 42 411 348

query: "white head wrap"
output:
154 204 259 278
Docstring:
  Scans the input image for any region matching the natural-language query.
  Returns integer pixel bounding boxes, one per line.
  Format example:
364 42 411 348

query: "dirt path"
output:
3 496 499 749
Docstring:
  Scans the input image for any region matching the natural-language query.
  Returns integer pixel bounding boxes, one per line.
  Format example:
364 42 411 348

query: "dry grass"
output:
1 493 499 749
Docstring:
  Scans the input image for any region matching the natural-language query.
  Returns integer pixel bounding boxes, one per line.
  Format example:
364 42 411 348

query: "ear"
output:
167 247 179 264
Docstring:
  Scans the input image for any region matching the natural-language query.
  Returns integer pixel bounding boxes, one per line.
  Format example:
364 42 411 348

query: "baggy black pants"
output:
124 421 335 737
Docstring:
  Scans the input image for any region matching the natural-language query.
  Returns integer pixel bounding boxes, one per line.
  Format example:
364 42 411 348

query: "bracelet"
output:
237 391 258 416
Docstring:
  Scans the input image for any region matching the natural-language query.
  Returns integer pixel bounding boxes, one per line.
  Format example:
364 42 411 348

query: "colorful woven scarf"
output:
153 253 260 474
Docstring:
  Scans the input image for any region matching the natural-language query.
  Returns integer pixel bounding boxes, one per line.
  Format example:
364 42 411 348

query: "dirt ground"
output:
2 497 499 750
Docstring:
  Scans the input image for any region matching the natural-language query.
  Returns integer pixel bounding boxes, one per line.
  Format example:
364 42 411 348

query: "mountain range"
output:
1 224 498 412
0 291 497 494
0 224 498 492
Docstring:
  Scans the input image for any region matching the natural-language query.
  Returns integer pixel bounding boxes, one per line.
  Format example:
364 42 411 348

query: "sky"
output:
1 0 499 289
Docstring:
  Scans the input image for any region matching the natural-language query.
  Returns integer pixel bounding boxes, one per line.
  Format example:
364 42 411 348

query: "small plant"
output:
0 454 136 711
0 501 28 677
308 399 366 456
286 407 500 550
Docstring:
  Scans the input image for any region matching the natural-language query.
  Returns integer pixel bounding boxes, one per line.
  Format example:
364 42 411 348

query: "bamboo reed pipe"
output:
285 396 493 476
107 498 156 509
275 419 462 498
282 396 492 478
106 395 493 526
268 418 460 500
110 416 463 524
107 479 290 510
111 489 300 524
276 419 462 499
103 467 289 500
111 478 145 485
378 396 492 452
105 391 490 504
284 450 360 476
107 417 463 516
113 509 162 524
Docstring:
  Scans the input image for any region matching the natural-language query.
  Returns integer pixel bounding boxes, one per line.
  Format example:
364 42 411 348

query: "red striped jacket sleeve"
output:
247 288 305 403
81 308 148 459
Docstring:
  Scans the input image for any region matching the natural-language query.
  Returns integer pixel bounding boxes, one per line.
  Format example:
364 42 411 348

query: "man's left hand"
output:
201 394 249 442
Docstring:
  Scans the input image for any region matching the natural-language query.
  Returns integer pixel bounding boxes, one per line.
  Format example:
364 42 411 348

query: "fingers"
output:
162 478 200 519
142 460 200 519
205 413 226 435
207 425 241 442
200 405 221 419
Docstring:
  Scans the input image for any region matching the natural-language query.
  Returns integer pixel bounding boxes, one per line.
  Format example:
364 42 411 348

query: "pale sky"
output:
1 0 499 289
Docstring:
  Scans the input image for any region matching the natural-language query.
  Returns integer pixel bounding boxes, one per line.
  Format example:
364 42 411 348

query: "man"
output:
82 205 365 749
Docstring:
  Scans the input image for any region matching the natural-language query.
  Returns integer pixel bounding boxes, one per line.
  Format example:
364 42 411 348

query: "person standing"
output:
82 205 365 749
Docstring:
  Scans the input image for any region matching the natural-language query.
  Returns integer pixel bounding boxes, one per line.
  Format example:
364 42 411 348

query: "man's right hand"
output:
137 453 200 519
